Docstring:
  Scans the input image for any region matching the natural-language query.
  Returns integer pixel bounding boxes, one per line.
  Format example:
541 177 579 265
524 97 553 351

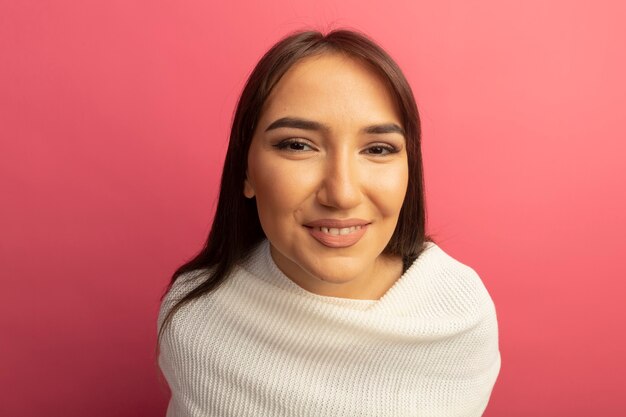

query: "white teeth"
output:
317 225 362 235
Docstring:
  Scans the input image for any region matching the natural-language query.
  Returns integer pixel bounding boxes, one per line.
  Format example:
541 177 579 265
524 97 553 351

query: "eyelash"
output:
272 139 399 155
365 144 398 156
273 139 315 152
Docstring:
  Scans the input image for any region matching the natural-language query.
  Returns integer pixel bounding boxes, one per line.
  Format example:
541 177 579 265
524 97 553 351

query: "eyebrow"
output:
264 116 406 137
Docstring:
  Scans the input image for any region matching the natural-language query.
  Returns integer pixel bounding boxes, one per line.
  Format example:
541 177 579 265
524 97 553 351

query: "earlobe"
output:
243 178 255 199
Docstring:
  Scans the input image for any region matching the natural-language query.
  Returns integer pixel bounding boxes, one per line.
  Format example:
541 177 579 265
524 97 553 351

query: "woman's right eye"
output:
273 139 314 152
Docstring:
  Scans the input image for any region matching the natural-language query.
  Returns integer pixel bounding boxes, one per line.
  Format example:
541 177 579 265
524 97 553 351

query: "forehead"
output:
259 53 402 127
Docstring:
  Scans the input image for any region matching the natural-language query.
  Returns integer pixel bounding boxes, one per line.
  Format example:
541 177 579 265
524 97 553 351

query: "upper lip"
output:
304 218 371 228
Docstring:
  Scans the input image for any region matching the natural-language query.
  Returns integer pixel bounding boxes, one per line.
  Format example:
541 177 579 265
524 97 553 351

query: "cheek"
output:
250 157 317 216
366 162 409 215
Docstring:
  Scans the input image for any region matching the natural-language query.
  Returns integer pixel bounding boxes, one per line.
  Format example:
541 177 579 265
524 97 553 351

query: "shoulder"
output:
417 243 500 365
164 268 212 301
157 268 212 329
413 242 497 320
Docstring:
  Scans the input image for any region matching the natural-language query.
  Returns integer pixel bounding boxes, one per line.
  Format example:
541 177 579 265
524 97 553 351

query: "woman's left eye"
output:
364 145 397 155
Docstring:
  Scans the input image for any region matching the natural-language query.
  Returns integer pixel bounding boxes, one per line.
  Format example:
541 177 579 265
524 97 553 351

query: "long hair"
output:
156 28 433 350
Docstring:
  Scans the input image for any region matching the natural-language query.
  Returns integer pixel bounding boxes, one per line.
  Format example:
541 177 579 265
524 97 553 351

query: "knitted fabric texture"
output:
158 239 501 417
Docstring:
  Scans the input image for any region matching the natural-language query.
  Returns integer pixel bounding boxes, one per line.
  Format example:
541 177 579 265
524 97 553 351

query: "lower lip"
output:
306 225 369 248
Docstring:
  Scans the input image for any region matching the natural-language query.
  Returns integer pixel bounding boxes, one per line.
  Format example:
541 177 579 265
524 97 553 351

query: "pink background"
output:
2 0 625 416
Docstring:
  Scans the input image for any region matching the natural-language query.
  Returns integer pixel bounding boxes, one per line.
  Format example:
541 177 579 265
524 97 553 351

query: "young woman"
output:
157 29 500 417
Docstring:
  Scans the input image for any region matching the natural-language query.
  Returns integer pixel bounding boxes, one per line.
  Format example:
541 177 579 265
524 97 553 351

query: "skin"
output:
244 52 409 300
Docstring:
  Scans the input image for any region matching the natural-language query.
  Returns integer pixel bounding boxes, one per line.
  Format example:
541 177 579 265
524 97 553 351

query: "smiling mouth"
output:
311 225 363 236
304 224 369 248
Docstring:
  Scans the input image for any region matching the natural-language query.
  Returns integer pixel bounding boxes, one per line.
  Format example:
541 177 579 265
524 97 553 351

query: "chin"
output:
306 262 364 284
314 272 357 285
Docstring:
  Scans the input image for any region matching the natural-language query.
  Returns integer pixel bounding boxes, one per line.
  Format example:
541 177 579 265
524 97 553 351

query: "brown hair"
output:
156 28 433 351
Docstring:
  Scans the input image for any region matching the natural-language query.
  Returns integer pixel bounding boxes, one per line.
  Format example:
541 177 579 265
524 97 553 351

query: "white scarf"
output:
158 239 500 416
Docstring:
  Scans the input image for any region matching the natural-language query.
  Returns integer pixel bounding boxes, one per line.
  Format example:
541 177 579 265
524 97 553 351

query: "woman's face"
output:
244 53 409 299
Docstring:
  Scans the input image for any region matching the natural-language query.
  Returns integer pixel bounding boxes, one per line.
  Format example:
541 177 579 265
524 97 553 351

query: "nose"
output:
315 150 362 210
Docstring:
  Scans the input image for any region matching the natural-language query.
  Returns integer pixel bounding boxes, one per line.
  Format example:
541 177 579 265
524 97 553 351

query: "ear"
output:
243 174 255 199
